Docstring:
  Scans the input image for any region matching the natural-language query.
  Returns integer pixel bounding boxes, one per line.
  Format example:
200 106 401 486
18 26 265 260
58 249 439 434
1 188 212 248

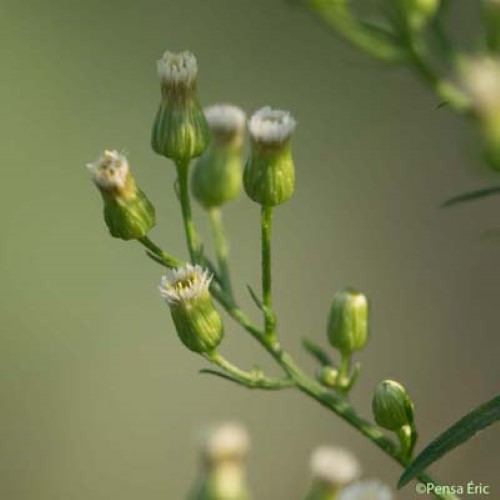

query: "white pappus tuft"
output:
339 480 393 500
310 446 361 487
460 56 500 113
203 422 250 462
157 50 198 86
204 104 246 135
159 264 212 305
87 150 129 190
248 106 296 144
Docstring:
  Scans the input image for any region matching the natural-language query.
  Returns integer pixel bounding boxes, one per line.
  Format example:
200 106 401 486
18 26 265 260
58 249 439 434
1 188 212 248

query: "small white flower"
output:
248 106 296 144
157 50 198 86
203 422 250 462
339 480 393 500
204 104 246 135
310 446 361 487
460 56 500 116
87 150 129 190
159 264 212 305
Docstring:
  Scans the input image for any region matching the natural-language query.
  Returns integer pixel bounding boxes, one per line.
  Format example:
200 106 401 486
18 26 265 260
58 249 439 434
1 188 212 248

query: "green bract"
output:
101 188 155 241
372 380 415 431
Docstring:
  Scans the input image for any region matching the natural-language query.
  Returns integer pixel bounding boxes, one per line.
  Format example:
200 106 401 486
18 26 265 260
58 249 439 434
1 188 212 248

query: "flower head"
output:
339 480 393 500
310 446 361 487
87 150 129 191
202 422 250 463
372 380 414 431
205 104 246 140
86 150 155 240
248 106 296 145
157 50 198 88
159 264 212 305
159 264 222 354
461 56 500 118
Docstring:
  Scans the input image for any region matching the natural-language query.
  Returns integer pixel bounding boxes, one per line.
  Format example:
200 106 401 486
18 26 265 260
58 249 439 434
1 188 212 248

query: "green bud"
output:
191 423 251 500
152 51 210 161
244 106 296 207
327 289 369 355
159 264 223 354
372 380 415 431
317 366 338 388
192 104 246 208
87 150 155 240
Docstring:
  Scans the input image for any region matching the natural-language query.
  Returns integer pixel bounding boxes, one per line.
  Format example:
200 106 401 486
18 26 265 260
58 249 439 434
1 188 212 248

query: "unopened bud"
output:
159 264 223 354
372 380 415 431
151 51 210 161
327 289 369 356
244 106 296 207
389 0 440 33
87 150 155 240
192 104 246 208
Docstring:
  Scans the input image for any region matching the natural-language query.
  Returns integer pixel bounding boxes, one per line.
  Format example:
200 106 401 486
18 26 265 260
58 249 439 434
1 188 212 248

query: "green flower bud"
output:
304 447 361 500
191 423 251 500
327 289 369 355
159 264 223 354
87 150 155 240
192 104 246 208
317 366 338 388
244 106 296 207
460 57 500 170
152 51 210 161
372 380 415 431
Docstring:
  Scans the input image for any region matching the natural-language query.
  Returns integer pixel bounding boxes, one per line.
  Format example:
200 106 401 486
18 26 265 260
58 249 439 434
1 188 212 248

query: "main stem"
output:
176 160 198 263
208 207 233 298
261 205 274 335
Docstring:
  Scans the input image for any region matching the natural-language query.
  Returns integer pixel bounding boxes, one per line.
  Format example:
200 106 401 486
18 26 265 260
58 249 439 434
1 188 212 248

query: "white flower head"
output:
248 106 297 145
157 50 198 87
87 150 129 190
204 104 246 136
460 56 500 116
339 480 393 500
159 264 212 305
202 422 250 462
310 446 361 487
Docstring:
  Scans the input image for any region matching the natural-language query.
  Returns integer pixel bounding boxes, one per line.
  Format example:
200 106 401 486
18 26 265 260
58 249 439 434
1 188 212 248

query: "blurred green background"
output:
1 0 499 498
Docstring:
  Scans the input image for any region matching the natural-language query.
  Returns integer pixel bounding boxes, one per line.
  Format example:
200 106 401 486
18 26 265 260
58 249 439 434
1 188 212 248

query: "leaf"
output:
145 251 169 267
302 338 333 366
442 186 500 208
199 369 251 388
247 285 264 311
398 394 500 488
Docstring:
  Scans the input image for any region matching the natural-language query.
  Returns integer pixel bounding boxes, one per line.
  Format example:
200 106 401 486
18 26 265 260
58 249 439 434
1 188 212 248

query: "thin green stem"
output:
205 351 294 390
138 236 183 268
261 205 275 336
207 208 233 298
175 160 199 263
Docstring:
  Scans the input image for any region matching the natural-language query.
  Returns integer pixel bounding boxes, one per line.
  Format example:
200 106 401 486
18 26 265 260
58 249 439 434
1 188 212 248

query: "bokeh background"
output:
1 0 499 498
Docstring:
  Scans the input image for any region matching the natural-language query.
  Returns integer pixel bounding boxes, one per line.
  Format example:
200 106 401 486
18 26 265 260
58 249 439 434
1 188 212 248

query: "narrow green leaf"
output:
199 368 251 387
398 394 500 488
247 285 264 311
302 338 333 366
442 186 500 207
